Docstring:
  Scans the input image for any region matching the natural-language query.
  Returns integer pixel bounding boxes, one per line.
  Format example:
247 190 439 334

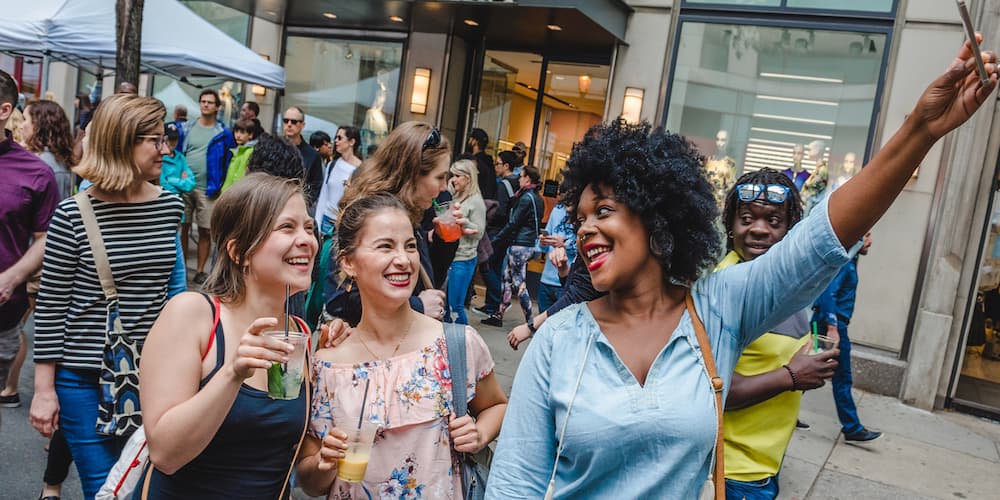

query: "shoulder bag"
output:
75 191 143 437
444 323 491 500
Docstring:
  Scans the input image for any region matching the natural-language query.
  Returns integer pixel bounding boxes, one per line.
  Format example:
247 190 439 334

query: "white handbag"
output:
96 427 148 500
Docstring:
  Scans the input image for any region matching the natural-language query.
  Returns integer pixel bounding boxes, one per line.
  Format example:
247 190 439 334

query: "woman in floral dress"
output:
297 193 508 499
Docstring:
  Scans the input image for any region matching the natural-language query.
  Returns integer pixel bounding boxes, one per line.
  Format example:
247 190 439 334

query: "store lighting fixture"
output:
390 15 404 23
547 24 562 31
464 19 479 27
323 12 337 19
621 87 644 124
752 113 835 126
577 74 591 95
750 126 832 140
410 67 431 114
251 85 266 97
756 94 838 107
759 72 843 84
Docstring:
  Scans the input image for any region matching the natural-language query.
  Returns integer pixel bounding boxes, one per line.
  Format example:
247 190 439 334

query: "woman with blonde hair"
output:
445 158 486 324
135 173 320 498
29 94 182 499
325 121 470 326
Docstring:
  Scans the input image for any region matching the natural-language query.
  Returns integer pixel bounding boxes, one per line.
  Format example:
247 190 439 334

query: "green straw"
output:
432 199 441 212
810 321 819 352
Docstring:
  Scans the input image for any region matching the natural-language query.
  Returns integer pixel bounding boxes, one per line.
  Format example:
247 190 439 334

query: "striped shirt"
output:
34 190 183 369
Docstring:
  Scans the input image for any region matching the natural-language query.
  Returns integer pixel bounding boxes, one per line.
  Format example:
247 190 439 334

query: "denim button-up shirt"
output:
486 198 850 499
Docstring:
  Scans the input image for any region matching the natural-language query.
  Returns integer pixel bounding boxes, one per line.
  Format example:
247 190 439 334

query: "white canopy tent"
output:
0 0 284 88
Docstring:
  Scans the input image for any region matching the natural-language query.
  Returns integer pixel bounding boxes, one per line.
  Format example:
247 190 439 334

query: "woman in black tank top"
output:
135 174 323 499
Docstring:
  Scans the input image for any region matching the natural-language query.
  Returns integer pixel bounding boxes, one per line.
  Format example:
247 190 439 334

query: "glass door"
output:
475 50 543 158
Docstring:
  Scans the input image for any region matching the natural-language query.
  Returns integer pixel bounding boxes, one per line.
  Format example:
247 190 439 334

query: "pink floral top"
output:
309 329 495 499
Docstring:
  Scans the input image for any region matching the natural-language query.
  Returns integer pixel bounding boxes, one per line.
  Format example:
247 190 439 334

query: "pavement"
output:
4 304 1000 499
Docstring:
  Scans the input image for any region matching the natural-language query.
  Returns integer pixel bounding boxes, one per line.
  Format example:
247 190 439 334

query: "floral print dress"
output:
310 329 495 499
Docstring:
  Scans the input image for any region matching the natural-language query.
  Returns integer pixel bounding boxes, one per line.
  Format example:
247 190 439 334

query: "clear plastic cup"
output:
337 421 380 483
264 330 307 400
434 201 462 243
811 334 838 355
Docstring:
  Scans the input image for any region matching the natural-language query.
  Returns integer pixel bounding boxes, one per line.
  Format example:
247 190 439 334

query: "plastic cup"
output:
337 421 379 483
434 201 462 243
264 330 307 400
811 334 838 355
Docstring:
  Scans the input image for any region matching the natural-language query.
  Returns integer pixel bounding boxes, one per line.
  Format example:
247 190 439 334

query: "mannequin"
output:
828 152 859 191
704 130 736 205
801 140 829 214
218 82 235 126
362 70 390 149
784 144 810 190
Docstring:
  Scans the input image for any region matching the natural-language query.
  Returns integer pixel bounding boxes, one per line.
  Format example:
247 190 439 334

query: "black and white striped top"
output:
34 190 183 370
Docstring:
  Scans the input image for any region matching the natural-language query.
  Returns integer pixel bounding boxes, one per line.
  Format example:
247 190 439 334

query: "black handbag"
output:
75 191 142 437
443 323 491 500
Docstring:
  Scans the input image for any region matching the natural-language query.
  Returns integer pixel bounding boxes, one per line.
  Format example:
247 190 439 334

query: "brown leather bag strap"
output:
685 292 725 500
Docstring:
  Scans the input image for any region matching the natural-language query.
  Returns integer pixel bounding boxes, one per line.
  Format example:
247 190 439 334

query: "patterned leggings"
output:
497 245 534 323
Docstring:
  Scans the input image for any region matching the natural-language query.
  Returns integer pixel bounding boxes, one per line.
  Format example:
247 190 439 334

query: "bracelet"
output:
527 321 538 335
783 364 799 391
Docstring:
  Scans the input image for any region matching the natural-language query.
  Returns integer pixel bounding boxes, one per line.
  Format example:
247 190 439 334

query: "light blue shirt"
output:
486 198 849 499
540 204 577 287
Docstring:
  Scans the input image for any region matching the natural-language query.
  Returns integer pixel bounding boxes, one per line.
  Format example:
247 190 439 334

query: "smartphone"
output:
957 0 990 87
539 229 549 237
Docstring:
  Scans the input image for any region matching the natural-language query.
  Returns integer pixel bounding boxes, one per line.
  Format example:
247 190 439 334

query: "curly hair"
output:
24 100 76 167
721 168 804 251
559 119 721 285
246 133 306 182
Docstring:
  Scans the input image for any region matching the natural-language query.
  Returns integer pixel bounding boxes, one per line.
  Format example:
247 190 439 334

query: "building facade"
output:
17 0 1000 416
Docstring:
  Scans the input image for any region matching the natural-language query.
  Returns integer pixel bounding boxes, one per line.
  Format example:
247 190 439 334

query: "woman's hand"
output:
451 201 478 236
230 317 294 380
449 414 484 453
507 323 532 351
540 234 565 248
319 318 352 348
786 344 839 391
913 34 998 141
547 246 568 269
418 289 446 320
316 428 349 471
29 389 59 438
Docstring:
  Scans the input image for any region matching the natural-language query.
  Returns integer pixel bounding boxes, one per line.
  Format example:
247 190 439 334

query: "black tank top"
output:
136 296 308 499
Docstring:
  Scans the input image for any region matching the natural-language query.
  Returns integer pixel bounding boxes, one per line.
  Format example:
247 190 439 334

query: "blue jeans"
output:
55 367 126 500
725 475 779 500
446 257 478 325
537 282 563 314
832 322 863 435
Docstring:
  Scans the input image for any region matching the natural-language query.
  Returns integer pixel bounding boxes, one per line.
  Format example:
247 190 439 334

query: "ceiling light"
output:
577 74 591 95
752 113 835 126
323 12 337 19
756 95 838 107
554 75 565 81
547 24 562 31
759 72 843 84
265 10 276 16
389 15 404 23
750 127 832 140
464 19 479 27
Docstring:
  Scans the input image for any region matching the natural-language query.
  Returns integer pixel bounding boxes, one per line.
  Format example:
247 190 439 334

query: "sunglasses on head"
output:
282 118 302 125
735 183 790 204
422 128 441 151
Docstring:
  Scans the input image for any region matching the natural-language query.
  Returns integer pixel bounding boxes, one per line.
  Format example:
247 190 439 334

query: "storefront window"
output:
686 0 781 6
284 37 402 155
666 22 886 207
684 0 894 12
179 0 250 45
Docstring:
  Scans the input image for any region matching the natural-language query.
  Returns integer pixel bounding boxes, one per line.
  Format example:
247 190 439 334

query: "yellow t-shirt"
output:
716 251 809 481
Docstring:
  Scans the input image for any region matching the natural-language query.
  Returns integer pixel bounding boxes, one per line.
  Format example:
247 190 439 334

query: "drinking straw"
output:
810 321 819 352
283 284 290 339
358 378 371 430
432 199 442 213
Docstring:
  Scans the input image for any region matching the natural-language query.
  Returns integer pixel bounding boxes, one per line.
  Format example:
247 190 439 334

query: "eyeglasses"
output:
136 134 168 149
282 118 303 125
422 128 441 151
735 183 790 204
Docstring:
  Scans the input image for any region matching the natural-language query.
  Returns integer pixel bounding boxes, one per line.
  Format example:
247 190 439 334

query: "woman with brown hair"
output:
22 99 76 199
324 121 469 326
29 94 182 499
135 173 321 498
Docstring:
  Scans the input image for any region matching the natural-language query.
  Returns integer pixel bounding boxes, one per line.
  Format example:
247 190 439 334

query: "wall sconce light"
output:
622 87 644 124
411 67 431 114
577 74 592 96
251 85 266 97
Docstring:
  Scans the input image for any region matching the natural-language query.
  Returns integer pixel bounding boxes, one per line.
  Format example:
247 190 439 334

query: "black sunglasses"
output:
422 128 441 151
282 118 302 125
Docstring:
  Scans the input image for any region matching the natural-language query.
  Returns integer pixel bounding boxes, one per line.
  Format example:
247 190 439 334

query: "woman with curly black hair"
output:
487 40 998 499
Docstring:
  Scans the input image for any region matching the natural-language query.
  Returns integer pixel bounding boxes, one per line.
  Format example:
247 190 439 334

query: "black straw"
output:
358 379 371 430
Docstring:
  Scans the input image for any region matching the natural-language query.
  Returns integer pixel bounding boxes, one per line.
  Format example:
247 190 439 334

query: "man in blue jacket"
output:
181 89 235 284
814 232 882 443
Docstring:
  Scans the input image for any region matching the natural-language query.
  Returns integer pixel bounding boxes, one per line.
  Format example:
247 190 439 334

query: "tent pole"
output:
41 53 51 94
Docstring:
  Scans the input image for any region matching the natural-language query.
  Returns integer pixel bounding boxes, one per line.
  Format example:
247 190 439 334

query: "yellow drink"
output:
336 456 370 483
336 421 378 483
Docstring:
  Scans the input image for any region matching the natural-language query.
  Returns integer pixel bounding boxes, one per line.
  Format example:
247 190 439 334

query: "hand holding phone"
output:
957 0 990 87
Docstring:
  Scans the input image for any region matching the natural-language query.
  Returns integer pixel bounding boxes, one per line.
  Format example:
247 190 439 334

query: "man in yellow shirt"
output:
719 169 839 500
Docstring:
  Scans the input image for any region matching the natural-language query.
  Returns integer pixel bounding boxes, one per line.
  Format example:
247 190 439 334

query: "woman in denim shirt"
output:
486 42 998 498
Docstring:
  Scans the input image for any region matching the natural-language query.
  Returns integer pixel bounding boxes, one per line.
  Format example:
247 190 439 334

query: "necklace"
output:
356 315 416 361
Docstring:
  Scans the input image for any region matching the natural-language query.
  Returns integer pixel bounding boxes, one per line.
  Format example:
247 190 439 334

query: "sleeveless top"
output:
136 296 308 499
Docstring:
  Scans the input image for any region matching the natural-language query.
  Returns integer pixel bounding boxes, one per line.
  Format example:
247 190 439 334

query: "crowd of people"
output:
0 36 996 500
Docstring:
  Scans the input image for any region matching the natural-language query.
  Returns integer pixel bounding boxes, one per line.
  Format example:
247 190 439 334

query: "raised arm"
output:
829 37 997 246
